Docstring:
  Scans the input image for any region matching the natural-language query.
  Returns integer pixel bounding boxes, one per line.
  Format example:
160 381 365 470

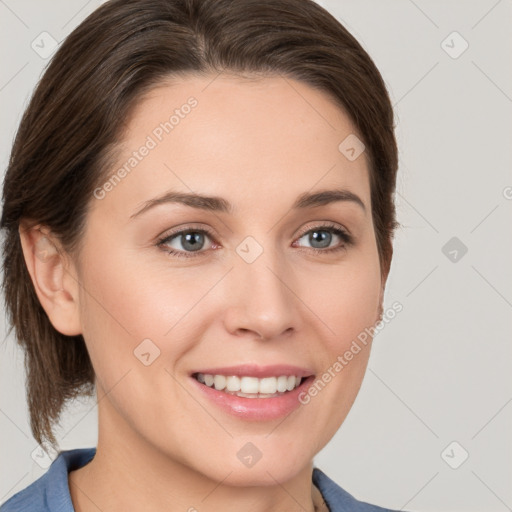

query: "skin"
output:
20 73 387 512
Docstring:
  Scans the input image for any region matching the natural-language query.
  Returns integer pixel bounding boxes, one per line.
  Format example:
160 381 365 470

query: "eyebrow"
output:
130 188 366 219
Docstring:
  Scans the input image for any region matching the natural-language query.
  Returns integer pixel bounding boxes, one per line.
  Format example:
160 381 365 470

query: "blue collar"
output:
1 447 403 511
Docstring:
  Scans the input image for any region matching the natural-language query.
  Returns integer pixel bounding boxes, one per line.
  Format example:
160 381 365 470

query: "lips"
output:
191 364 314 379
189 364 315 420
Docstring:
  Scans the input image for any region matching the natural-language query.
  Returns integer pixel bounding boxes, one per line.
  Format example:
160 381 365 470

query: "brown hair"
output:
1 0 399 450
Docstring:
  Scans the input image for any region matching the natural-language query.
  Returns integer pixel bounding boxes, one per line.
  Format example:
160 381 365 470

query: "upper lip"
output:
191 364 314 378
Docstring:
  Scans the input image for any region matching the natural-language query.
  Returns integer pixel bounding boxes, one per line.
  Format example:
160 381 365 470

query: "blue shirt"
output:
1 448 407 511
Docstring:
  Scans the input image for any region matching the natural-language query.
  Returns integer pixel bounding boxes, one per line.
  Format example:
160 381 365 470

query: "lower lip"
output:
190 376 315 421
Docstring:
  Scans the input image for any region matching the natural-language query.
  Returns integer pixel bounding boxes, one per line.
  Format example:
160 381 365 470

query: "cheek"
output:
293 252 381 445
323 263 381 378
306 255 382 352
76 242 220 384
75 248 201 433
78 231 381 373
72 224 382 479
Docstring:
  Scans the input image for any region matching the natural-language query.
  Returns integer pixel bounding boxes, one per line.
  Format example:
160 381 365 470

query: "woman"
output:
0 0 406 510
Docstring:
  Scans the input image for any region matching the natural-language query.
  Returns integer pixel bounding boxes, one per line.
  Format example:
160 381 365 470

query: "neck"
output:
69 399 320 512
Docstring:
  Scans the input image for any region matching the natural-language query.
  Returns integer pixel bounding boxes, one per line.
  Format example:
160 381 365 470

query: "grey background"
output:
1 1 511 510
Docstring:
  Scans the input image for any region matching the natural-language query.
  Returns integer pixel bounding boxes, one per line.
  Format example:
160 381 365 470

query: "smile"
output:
193 373 303 398
190 365 316 420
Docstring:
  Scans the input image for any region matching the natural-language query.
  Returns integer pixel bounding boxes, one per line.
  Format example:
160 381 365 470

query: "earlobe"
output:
376 252 392 325
374 282 385 327
18 222 82 336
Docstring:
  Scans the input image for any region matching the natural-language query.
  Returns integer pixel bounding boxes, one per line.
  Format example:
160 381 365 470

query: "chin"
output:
222 444 313 486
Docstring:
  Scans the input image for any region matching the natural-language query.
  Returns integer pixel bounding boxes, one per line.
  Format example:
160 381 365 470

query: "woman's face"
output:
72 74 384 484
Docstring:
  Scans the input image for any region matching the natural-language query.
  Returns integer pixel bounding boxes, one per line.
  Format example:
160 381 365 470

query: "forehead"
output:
92 73 371 220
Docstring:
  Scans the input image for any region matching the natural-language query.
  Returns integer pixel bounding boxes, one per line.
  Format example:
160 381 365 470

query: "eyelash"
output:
156 223 353 259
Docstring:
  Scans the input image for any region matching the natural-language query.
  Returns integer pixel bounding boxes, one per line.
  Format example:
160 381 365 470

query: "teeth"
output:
195 373 303 397
226 375 241 392
241 376 259 394
277 375 288 392
213 375 226 390
259 377 277 394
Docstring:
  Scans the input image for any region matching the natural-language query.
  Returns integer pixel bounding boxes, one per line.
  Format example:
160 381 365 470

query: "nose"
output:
222 246 300 341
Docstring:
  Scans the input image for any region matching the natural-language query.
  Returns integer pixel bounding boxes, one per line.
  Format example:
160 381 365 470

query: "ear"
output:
18 221 82 336
374 285 384 327
375 248 393 325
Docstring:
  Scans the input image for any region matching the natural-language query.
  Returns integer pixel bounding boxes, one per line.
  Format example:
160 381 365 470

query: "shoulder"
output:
313 467 410 512
0 447 96 512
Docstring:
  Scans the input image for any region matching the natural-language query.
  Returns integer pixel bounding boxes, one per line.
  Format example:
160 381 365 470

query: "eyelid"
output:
156 223 216 241
155 224 217 251
156 221 353 257
295 221 351 239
